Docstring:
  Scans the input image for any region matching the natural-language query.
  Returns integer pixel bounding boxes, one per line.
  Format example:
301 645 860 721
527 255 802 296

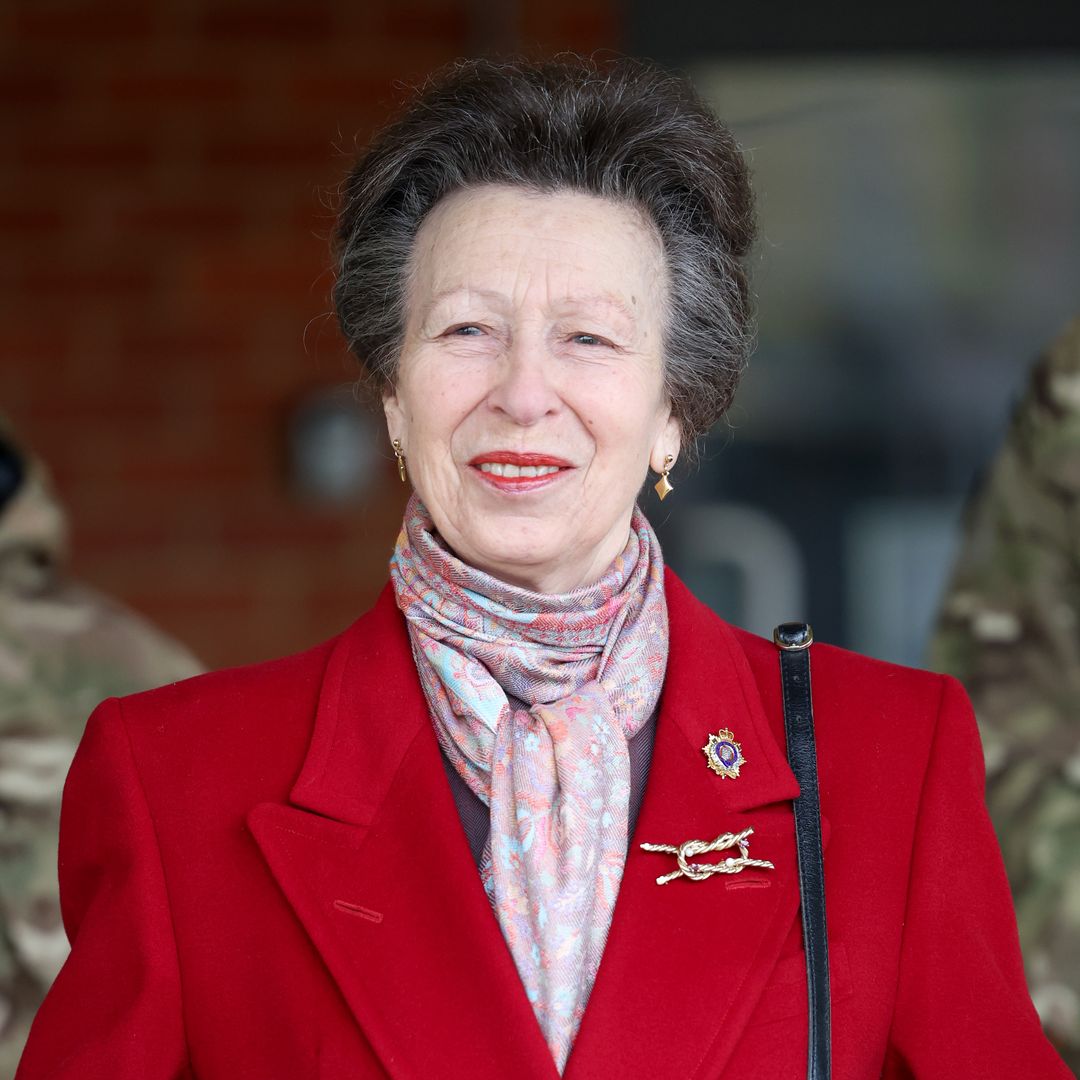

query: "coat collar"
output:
248 570 820 1079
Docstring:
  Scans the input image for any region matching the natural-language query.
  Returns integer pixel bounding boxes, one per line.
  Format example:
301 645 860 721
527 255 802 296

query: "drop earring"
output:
392 439 407 484
654 454 674 501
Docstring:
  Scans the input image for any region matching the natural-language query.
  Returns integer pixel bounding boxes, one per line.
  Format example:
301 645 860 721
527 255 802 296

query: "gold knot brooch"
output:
640 827 775 885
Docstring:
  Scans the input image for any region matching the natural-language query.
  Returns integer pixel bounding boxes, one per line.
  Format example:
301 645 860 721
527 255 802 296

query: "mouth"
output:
467 451 573 491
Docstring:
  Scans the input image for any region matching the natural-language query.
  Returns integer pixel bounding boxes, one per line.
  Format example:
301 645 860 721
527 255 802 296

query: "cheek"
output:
399 362 484 448
575 379 666 452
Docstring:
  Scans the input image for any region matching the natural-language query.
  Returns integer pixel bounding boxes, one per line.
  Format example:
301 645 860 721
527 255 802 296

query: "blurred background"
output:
1 0 1080 1069
3 0 1079 669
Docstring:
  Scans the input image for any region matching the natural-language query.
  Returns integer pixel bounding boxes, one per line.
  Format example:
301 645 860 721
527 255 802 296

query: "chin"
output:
483 545 558 577
467 540 566 588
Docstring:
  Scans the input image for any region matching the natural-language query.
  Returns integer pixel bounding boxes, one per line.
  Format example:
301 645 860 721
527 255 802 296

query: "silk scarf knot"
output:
389 495 668 1072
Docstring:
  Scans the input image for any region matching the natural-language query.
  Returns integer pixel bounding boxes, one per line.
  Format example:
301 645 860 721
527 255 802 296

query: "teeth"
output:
478 462 561 478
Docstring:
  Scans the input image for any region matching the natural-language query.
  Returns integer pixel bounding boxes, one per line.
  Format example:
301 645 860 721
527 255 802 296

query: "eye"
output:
571 332 607 347
447 324 484 337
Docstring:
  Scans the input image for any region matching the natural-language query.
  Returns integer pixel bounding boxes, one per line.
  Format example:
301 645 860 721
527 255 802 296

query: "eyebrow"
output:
419 287 639 326
418 287 505 320
558 293 639 326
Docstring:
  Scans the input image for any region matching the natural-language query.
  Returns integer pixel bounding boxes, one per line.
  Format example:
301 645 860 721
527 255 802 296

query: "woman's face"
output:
384 185 679 594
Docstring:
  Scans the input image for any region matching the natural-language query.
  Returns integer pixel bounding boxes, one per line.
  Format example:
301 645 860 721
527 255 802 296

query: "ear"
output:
649 412 681 474
382 386 406 448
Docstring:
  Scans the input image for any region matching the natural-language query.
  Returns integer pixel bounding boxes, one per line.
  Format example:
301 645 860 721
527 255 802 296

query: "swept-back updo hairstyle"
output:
332 54 756 456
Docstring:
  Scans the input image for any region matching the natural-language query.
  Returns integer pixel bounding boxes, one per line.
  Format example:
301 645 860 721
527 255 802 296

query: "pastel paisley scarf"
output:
390 495 668 1072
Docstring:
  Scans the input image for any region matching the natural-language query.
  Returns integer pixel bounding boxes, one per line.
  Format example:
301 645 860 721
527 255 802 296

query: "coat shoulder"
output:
733 621 949 696
728 620 956 741
94 621 358 807
666 566 952 720
114 632 340 733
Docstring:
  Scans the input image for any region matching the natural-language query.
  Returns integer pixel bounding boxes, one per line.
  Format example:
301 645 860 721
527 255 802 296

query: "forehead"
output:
407 185 666 312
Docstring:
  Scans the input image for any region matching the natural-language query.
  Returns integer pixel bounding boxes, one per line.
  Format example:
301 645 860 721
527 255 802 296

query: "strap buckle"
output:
773 621 814 651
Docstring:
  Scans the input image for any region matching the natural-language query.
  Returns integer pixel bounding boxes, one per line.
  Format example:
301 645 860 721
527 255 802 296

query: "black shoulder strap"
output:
773 622 831 1080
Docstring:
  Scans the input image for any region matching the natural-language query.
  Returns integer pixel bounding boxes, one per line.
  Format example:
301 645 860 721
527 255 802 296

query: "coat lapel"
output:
565 571 828 1080
247 587 558 1080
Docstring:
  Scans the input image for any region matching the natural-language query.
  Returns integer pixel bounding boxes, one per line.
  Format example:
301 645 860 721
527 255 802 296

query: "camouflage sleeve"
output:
0 584 204 1078
15 698 192 1079
929 317 1080 1073
0 714 74 1080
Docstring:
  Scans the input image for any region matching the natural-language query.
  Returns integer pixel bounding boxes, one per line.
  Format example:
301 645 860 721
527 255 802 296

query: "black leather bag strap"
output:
773 622 831 1080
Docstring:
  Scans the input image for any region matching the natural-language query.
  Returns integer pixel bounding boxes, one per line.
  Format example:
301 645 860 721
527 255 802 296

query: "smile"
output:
477 463 561 478
468 452 573 492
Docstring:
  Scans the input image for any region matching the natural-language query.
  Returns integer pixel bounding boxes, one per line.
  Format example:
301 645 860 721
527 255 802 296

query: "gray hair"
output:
332 55 756 459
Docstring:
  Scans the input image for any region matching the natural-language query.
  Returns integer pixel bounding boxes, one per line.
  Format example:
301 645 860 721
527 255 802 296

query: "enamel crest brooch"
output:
703 728 745 779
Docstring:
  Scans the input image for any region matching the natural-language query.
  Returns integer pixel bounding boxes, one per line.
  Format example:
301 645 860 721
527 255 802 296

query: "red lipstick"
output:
469 452 572 467
468 451 573 492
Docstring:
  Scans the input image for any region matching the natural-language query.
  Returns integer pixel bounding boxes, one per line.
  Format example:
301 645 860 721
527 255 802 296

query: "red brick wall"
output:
1 0 620 669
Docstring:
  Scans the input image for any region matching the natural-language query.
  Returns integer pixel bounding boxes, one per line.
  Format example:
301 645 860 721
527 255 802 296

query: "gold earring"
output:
392 439 407 484
654 455 674 501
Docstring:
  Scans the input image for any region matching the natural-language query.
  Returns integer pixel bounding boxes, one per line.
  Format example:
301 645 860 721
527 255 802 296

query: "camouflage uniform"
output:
0 425 203 1078
930 317 1080 1075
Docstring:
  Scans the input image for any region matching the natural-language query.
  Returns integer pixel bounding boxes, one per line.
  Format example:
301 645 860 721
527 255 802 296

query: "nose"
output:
486 333 561 426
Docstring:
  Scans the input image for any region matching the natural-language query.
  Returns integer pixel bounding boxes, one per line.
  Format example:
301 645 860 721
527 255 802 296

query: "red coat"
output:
17 572 1068 1079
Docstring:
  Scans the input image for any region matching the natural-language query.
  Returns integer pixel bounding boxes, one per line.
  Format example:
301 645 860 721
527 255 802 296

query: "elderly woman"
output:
16 57 1069 1080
